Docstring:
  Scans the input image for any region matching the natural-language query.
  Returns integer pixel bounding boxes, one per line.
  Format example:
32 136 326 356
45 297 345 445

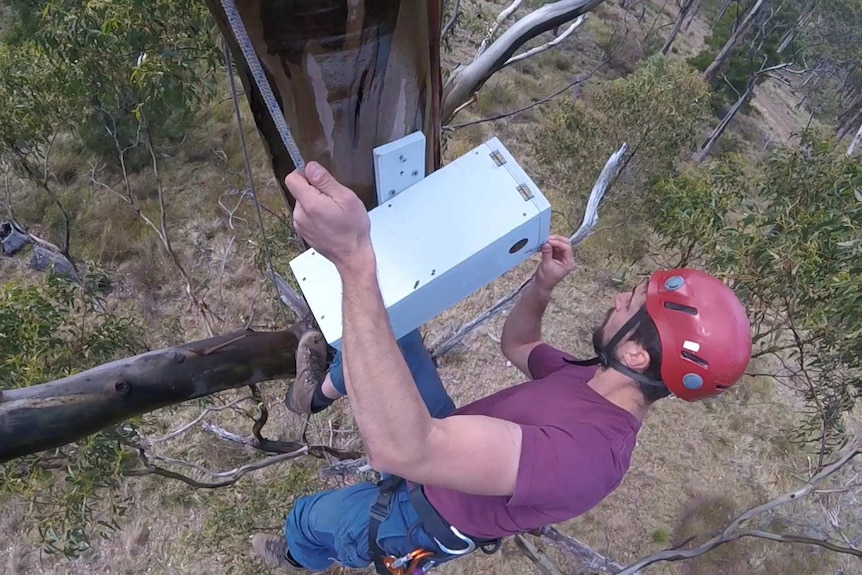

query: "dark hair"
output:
629 314 671 402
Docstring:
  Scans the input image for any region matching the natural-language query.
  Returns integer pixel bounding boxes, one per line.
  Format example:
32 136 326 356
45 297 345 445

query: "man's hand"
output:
534 235 575 292
284 162 374 274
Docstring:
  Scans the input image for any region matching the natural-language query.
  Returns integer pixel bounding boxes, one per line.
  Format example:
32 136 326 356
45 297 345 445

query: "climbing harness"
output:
368 476 501 575
219 0 306 172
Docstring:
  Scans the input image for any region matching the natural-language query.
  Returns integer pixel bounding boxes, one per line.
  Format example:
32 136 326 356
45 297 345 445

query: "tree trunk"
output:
695 74 756 162
204 0 444 210
848 118 862 157
703 0 767 82
661 0 696 55
777 2 815 54
0 329 299 463
712 0 734 27
0 1 611 464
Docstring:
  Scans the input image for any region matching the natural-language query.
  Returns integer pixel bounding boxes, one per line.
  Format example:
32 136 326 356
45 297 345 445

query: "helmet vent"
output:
716 384 730 390
664 301 698 315
681 350 708 368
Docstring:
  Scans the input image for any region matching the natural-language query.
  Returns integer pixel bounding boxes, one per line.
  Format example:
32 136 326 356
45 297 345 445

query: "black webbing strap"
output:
564 306 667 389
369 475 406 575
408 485 500 554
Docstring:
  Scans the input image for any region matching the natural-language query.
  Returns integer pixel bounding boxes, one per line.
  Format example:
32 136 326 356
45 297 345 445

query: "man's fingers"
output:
305 161 350 199
285 170 321 206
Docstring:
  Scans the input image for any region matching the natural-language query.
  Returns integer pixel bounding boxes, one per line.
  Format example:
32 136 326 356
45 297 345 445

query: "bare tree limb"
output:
265 269 314 326
319 456 373 478
202 422 362 461
477 0 525 57
736 529 862 557
430 143 628 359
539 526 631 574
141 394 255 447
504 16 586 67
443 0 607 122
125 445 308 489
442 0 462 39
515 534 566 575
613 444 862 575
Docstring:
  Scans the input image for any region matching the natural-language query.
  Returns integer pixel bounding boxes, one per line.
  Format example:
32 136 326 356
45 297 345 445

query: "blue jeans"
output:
285 329 457 570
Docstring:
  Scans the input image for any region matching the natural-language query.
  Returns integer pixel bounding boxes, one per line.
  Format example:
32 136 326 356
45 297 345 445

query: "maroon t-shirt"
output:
423 343 641 540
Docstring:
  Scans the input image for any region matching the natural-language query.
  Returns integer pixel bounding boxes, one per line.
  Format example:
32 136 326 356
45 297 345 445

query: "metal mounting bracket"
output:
373 131 427 205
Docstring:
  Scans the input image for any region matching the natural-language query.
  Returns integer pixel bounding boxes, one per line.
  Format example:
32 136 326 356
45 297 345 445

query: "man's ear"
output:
617 340 650 372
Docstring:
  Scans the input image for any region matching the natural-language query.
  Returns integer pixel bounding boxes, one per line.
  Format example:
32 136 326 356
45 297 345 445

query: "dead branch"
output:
144 128 216 337
539 527 630 574
443 0 607 122
265 269 313 325
319 456 373 478
613 444 862 574
202 422 362 461
141 394 255 447
429 143 628 359
736 529 862 556
442 0 462 39
515 534 566 575
505 16 586 67
125 444 308 489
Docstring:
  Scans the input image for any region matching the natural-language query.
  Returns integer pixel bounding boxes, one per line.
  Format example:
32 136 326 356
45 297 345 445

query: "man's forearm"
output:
336 253 434 470
501 280 553 350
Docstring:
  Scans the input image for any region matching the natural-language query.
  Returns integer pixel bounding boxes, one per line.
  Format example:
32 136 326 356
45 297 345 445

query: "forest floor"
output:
1 1 856 575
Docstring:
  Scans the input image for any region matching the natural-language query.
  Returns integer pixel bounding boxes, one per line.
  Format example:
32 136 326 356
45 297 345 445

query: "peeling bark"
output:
0 328 300 463
206 0 444 210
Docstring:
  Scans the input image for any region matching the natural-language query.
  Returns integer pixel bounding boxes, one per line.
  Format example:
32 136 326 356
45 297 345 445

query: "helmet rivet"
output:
682 373 703 390
664 275 684 291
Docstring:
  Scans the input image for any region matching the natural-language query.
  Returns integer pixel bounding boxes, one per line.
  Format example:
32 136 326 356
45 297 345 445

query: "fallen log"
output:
0 327 300 463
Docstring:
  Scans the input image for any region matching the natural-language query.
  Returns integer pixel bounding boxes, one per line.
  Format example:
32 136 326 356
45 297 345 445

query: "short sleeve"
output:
507 424 617 510
527 343 577 379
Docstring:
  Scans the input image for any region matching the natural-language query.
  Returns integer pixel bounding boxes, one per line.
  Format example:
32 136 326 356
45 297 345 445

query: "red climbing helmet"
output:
645 269 752 401
568 268 752 402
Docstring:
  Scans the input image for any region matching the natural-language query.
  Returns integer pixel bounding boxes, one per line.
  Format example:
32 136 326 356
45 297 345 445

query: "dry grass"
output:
1 1 855 575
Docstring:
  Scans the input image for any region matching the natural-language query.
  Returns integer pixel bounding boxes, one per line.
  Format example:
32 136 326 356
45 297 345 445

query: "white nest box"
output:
289 133 551 349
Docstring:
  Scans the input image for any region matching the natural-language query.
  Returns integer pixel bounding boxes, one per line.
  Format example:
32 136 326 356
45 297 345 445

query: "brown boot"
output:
251 533 304 571
285 329 327 415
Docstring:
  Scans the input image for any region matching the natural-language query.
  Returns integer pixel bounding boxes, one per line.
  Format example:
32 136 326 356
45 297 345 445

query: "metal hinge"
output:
489 150 506 166
516 183 533 200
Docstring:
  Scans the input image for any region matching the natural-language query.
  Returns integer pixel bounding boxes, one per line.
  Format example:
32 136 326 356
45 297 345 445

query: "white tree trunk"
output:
848 118 862 157
695 76 756 162
661 0 696 55
703 0 767 82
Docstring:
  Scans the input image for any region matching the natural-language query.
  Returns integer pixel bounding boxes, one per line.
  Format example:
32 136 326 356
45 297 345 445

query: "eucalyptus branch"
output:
442 0 462 39
126 445 309 489
613 444 862 575
503 16 586 67
443 0 605 121
445 37 615 132
515 534 566 575
202 422 363 461
476 0 525 57
140 394 255 446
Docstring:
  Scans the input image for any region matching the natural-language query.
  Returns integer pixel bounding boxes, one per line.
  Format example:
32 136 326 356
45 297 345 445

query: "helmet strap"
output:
566 306 666 390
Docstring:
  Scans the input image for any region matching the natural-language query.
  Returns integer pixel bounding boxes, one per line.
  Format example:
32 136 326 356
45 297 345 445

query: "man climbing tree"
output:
249 161 755 573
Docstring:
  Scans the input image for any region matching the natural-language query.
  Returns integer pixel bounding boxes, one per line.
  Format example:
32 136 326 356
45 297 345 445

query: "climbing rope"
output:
222 38 287 328
218 0 306 173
